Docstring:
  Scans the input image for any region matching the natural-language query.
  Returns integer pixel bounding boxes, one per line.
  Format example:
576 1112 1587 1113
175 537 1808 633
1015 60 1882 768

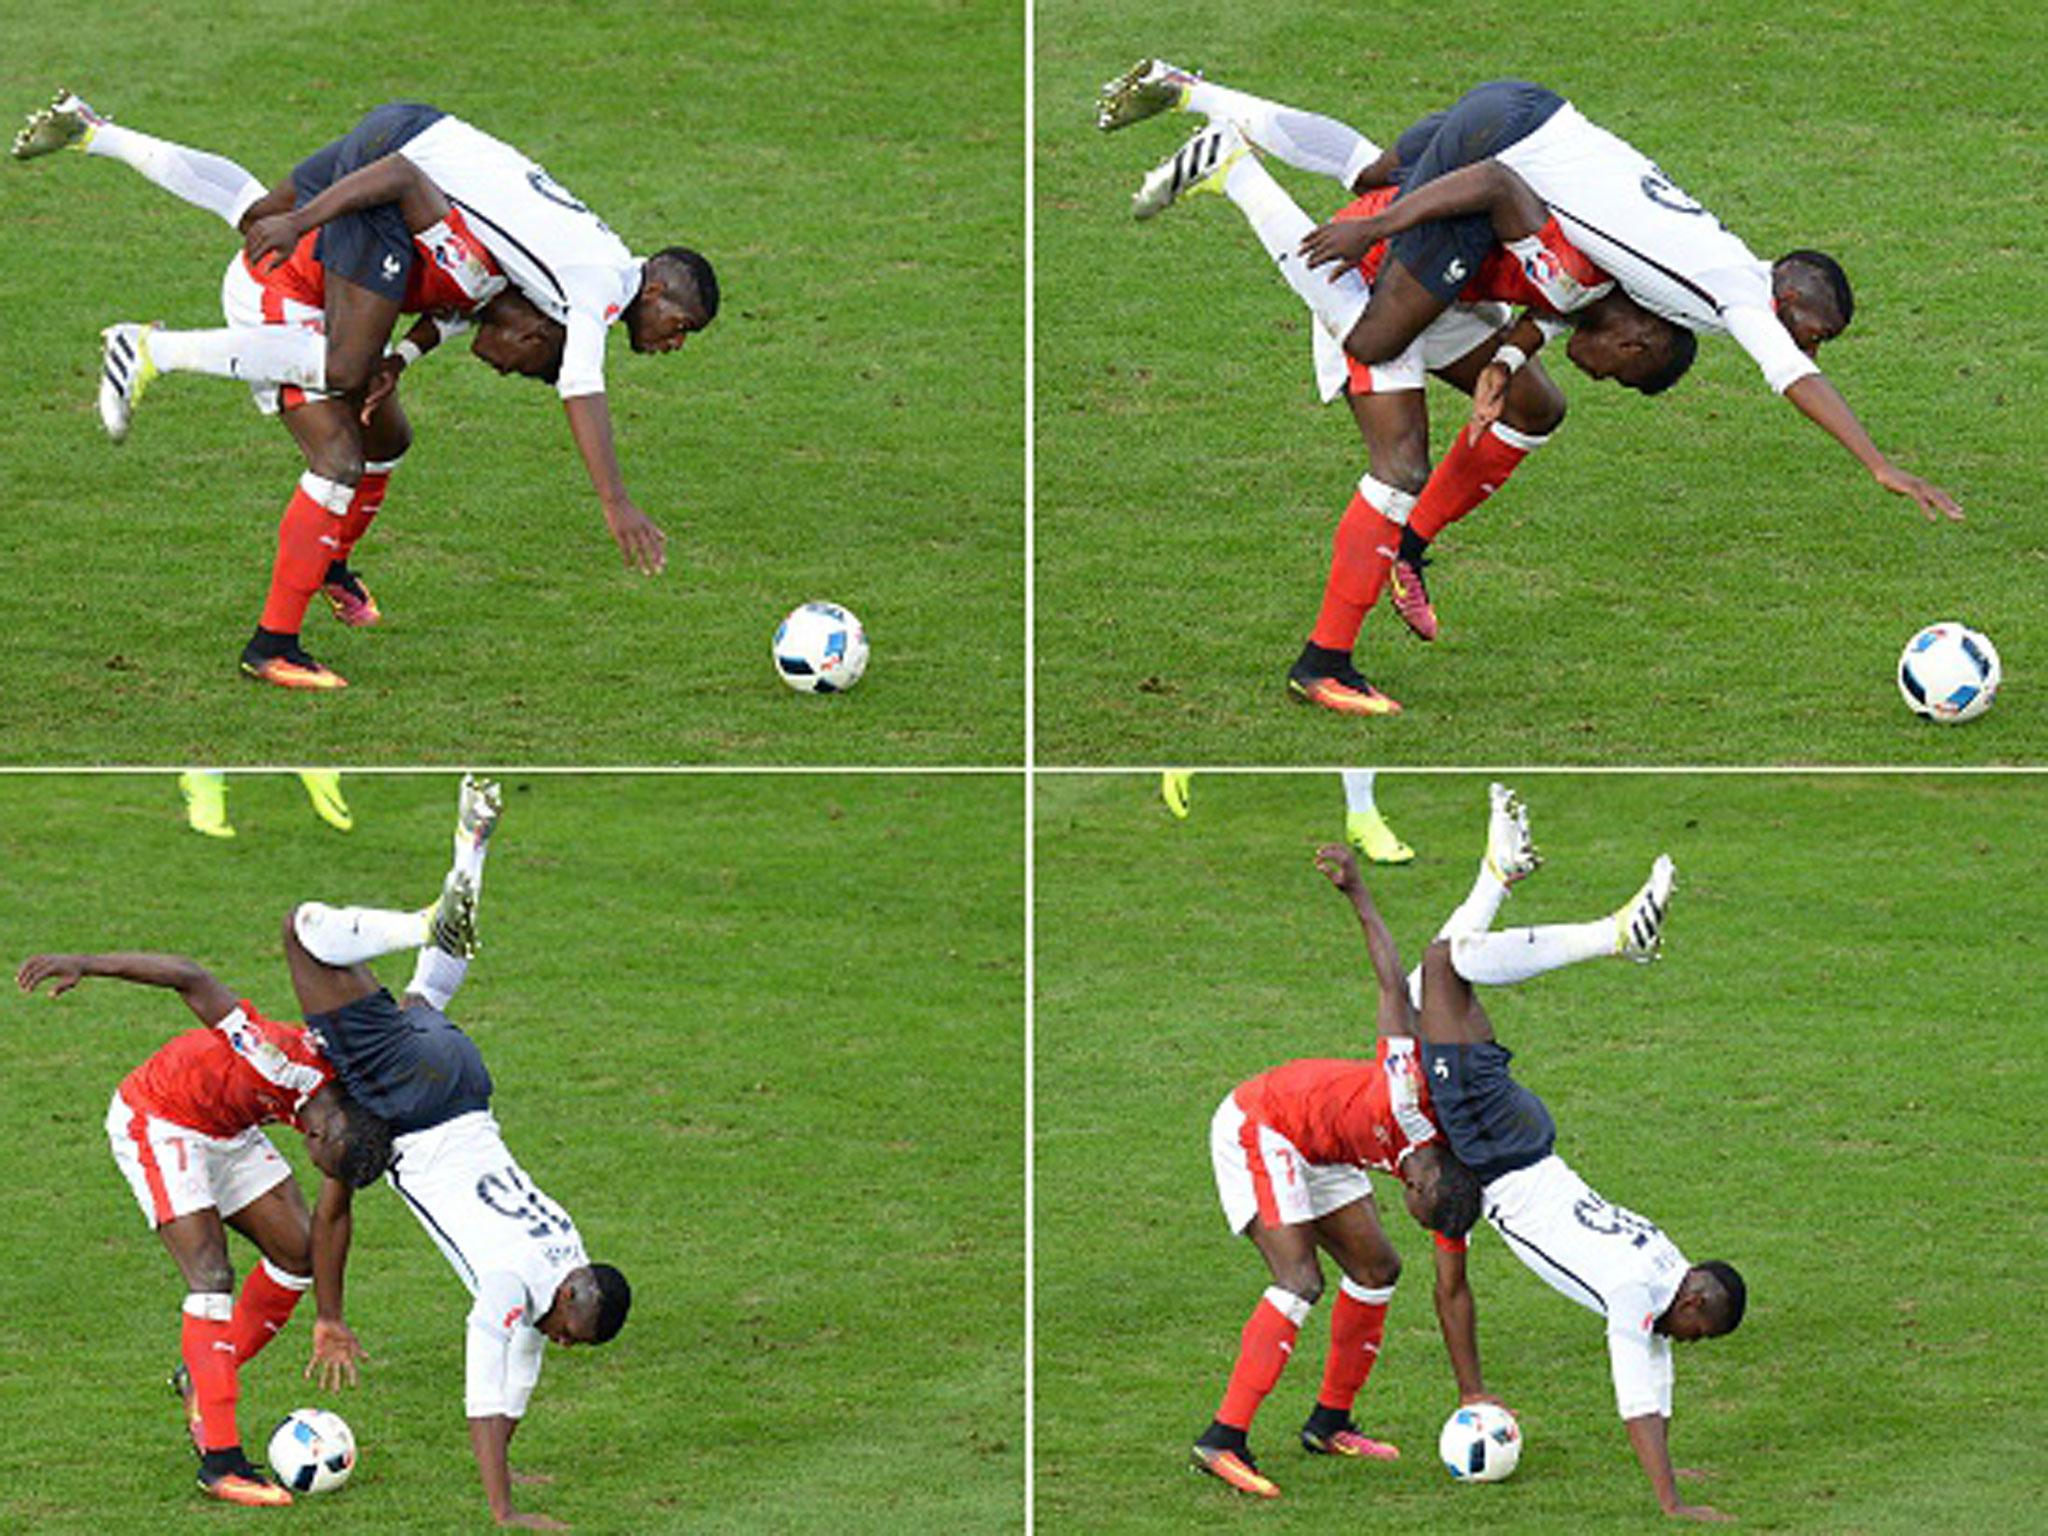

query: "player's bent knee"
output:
1507 379 1567 437
1356 1250 1401 1290
1280 1265 1325 1307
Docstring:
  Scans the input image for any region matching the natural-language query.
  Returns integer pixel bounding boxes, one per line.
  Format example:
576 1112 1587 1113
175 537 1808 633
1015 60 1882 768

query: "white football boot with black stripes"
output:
98 322 160 442
1616 854 1675 962
1132 119 1248 221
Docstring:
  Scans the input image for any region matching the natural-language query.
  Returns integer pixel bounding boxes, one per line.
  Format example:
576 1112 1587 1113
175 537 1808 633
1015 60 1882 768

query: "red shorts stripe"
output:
126 1104 175 1226
1238 1113 1283 1229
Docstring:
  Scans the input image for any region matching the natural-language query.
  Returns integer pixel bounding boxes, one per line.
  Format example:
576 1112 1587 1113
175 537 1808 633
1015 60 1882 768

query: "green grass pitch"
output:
0 773 1023 1532
1036 772 2048 1531
1035 0 2048 763
0 0 1022 765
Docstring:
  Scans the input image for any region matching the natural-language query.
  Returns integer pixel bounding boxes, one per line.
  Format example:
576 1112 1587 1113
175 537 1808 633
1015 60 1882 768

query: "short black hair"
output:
649 246 719 322
333 1093 393 1189
1632 321 1698 397
1776 249 1854 329
589 1263 632 1344
1698 1259 1747 1334
1428 1155 1483 1240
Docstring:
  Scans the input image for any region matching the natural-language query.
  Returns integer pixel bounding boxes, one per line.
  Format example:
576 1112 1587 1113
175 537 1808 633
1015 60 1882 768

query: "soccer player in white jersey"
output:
1401 784 1746 1522
235 102 720 579
281 776 629 1530
1288 79 1961 524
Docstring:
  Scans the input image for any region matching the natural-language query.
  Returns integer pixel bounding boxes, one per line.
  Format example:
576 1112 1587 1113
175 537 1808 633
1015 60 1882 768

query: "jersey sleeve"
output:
554 264 641 400
1605 1285 1676 1419
464 1269 540 1418
1721 301 1821 395
1381 1037 1439 1148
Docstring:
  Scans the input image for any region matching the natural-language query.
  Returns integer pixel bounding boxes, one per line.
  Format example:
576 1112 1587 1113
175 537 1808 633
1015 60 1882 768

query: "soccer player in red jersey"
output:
14 950 393 1507
11 91 574 689
1192 841 1488 1499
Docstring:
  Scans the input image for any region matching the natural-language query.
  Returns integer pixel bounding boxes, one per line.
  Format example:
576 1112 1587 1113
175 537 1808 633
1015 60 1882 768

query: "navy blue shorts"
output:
305 985 492 1135
1386 80 1567 301
1418 1038 1555 1185
291 102 446 303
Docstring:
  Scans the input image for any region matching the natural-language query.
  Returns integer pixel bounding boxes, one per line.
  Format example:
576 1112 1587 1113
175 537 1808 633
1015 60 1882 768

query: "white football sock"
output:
293 902 430 966
1183 81 1382 186
407 943 469 1011
1340 770 1379 815
1449 920 1616 985
147 325 328 391
1220 154 1370 342
85 122 267 228
1436 862 1512 944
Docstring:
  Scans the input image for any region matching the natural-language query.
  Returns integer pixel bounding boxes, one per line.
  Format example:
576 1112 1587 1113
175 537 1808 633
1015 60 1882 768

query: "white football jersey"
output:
398 115 643 399
1497 103 1819 394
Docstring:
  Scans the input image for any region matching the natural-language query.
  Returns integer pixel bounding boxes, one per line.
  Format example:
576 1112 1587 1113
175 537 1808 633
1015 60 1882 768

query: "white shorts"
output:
218 254 331 416
1312 300 1513 402
1482 1153 1688 1319
1209 1092 1372 1234
386 1110 587 1302
105 1089 292 1228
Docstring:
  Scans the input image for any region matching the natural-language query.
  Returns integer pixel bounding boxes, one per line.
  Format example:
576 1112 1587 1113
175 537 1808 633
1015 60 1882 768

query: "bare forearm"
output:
1434 1273 1486 1399
73 952 210 991
469 1414 518 1522
1376 162 1546 243
293 153 447 237
1343 888 1410 1002
1783 372 1890 475
311 1177 353 1322
1625 1412 1684 1513
563 390 630 509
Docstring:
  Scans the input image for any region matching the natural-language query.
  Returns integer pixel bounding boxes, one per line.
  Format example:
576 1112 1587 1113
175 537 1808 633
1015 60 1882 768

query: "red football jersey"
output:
241 206 502 317
120 1001 331 1138
1335 187 1609 315
1233 1037 1440 1173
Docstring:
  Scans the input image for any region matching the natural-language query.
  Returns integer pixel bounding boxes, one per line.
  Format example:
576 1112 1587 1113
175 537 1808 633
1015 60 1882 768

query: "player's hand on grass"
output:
242 210 304 272
1874 463 1963 522
1460 1391 1509 1409
1313 843 1365 896
15 955 84 997
360 356 407 423
1467 363 1510 446
1298 217 1381 275
603 498 668 575
498 1513 569 1529
305 1317 369 1389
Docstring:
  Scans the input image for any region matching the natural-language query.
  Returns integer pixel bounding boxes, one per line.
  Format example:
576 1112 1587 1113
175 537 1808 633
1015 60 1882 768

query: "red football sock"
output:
334 461 396 564
181 1295 241 1452
1217 1287 1310 1431
1310 494 1403 652
1317 1278 1394 1412
1408 423 1536 543
226 1259 310 1366
259 472 353 634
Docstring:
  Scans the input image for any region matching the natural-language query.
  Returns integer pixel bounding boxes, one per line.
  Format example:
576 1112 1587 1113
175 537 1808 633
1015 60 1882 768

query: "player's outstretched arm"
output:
306 1174 370 1390
1311 844 1414 1037
1782 373 1963 522
15 951 238 1027
242 151 450 269
563 392 667 575
1431 1240 1492 1404
1625 1413 1731 1522
469 1415 566 1529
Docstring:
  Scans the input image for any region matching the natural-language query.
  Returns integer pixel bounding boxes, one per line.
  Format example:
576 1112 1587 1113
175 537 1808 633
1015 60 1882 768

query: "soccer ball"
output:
1897 622 2000 724
267 1407 356 1494
1439 1402 1522 1482
773 601 869 694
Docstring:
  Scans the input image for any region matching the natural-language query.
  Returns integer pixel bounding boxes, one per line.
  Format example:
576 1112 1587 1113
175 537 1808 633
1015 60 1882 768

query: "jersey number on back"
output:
476 1166 576 1240
1572 1192 1661 1248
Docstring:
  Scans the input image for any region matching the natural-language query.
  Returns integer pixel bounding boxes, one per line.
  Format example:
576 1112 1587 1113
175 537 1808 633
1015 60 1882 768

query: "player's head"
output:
1399 1143 1483 1239
541 1263 633 1346
1661 1260 1747 1341
472 289 566 385
624 246 718 354
1566 293 1697 396
1771 249 1854 356
300 1085 394 1188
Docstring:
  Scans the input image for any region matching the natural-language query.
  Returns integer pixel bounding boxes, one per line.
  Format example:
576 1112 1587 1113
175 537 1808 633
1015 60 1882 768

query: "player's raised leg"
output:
1098 62 1386 191
11 90 269 226
1340 770 1412 864
404 775 501 1008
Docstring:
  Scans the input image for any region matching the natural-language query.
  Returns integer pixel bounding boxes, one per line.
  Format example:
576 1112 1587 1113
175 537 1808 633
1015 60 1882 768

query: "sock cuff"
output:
297 472 356 514
1340 136 1385 188
1356 473 1419 525
363 458 404 476
1338 1277 1396 1306
260 1258 313 1291
1489 420 1550 453
1262 1286 1315 1327
183 1291 235 1322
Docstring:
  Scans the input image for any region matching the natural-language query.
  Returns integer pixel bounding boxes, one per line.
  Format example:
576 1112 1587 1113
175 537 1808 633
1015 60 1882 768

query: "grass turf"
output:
0 772 1023 1532
1035 0 2048 763
1035 771 2048 1531
0 0 1022 764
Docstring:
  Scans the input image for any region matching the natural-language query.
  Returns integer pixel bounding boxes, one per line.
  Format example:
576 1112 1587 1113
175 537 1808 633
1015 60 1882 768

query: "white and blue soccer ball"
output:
1439 1402 1522 1483
267 1407 356 1494
773 601 869 694
1898 622 1999 724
